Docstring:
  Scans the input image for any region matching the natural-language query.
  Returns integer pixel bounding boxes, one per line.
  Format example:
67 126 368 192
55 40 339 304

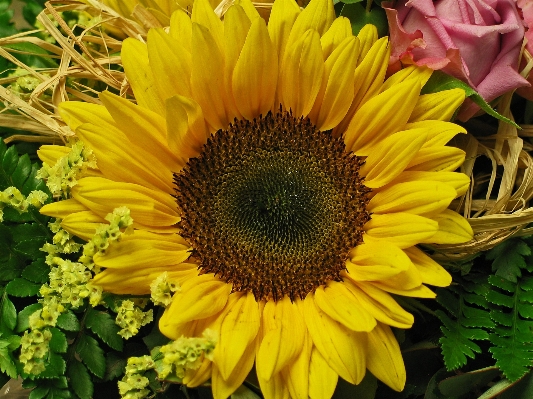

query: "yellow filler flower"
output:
40 0 473 396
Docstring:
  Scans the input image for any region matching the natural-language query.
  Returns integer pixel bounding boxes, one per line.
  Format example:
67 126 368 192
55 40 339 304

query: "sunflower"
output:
39 0 473 396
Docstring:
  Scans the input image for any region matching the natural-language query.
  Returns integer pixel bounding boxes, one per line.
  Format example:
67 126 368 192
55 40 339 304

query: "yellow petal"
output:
407 146 466 172
169 9 192 52
223 4 251 120
409 89 466 122
232 17 277 119
364 213 438 249
214 292 260 380
58 101 114 132
75 123 175 194
183 357 212 387
368 181 457 216
380 260 423 290
258 371 290 399
345 241 411 281
166 95 208 160
303 294 366 385
280 29 324 117
98 91 176 158
404 246 452 287
356 24 378 62
40 198 87 218
314 281 376 332
345 79 421 155
191 23 230 130
367 323 406 391
267 0 301 62
380 65 432 93
381 170 471 198
403 120 467 147
361 128 427 188
334 37 388 136
421 209 473 244
286 0 335 49
191 0 224 52
71 177 180 227
371 280 436 298
92 264 198 295
284 331 312 399
122 38 164 115
310 36 359 131
320 16 353 59
212 342 256 399
93 230 190 270
257 297 305 381
60 210 104 241
233 0 261 21
147 28 192 100
37 145 71 166
308 347 338 399
346 281 414 329
159 274 232 338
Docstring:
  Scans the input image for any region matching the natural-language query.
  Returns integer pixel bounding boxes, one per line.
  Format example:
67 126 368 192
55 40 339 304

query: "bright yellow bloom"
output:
40 0 473 396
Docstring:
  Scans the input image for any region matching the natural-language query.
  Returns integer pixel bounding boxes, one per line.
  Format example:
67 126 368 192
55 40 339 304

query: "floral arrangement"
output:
1 0 533 398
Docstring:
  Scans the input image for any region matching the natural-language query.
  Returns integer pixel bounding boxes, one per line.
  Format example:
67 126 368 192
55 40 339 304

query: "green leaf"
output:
56 311 80 332
67 360 93 399
29 386 50 399
5 277 41 297
487 238 531 283
104 352 126 382
22 259 51 283
76 334 106 378
339 3 388 37
16 303 42 332
85 308 123 351
37 352 66 379
0 294 17 333
0 347 17 378
421 71 519 127
49 328 68 353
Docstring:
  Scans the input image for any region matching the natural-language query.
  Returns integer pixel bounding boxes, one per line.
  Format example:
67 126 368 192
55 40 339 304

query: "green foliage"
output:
436 236 533 382
85 308 124 351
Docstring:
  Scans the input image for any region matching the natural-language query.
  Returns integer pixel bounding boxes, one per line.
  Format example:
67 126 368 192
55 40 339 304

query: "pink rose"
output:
385 0 529 121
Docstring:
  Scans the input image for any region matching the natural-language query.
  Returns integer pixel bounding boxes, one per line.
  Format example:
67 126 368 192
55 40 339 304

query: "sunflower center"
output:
174 110 371 301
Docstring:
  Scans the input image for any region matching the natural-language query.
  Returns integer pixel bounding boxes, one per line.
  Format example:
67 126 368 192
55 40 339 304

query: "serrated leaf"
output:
67 360 93 399
85 308 123 351
0 347 17 378
38 352 66 379
49 328 68 353
487 290 515 308
0 295 17 333
56 311 80 332
11 153 32 188
104 352 126 381
5 277 41 297
22 259 51 283
1 145 19 179
16 303 42 333
76 334 106 378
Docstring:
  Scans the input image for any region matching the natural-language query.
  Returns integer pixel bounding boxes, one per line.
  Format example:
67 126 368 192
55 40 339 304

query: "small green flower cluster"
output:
41 219 83 264
79 206 133 272
0 187 48 222
37 140 96 199
118 356 155 399
115 300 153 340
19 329 52 374
150 272 181 307
156 329 217 380
40 257 101 309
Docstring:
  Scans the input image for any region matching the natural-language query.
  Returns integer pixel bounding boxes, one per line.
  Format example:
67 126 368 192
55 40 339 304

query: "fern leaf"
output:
488 275 533 381
486 238 531 283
